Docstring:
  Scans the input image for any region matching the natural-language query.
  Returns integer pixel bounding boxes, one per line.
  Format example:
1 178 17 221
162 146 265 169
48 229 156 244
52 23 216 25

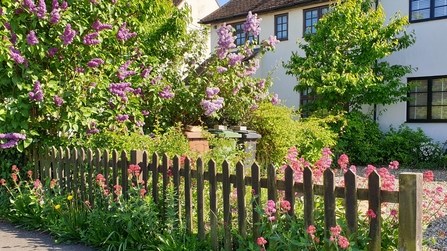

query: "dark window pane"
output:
409 107 427 119
435 6 447 17
432 106 447 119
412 0 431 10
433 78 447 91
410 80 428 92
409 93 428 106
412 10 430 19
432 93 447 105
435 0 447 7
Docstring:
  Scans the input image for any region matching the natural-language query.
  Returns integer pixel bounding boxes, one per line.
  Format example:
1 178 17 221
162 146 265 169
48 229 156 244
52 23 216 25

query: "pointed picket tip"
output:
344 169 356 179
323 168 334 175
152 152 159 159
223 159 230 166
163 152 169 161
236 161 244 170
208 158 216 166
251 162 260 170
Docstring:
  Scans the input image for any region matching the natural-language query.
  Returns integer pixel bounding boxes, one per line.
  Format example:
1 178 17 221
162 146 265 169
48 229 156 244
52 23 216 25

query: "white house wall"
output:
377 0 447 143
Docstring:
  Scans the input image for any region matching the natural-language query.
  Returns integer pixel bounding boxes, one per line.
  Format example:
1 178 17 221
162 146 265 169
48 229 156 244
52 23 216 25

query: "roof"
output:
173 0 184 7
200 0 328 24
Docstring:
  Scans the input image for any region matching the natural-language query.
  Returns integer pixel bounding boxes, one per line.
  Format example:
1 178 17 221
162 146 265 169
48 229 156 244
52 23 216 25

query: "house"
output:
174 0 220 55
200 0 447 143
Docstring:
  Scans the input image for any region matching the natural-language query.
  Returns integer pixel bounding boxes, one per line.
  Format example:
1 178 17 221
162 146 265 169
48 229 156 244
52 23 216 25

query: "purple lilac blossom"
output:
50 9 60 24
60 1 68 10
75 66 84 73
52 0 59 9
263 35 280 47
111 0 117 3
135 120 144 127
227 53 244 66
250 104 259 110
116 22 137 41
10 33 17 45
142 110 150 116
4 22 11 30
216 66 227 73
61 24 76 45
0 133 27 149
23 0 37 12
9 47 25 64
232 87 239 95
85 128 99 136
29 81 44 101
258 79 266 89
271 94 281 105
92 20 112 31
47 47 58 57
159 86 174 99
243 59 260 76
87 58 104 68
90 0 99 5
205 87 220 99
200 97 224 116
133 88 142 95
15 8 25 15
117 60 136 80
243 11 262 36
26 30 39 45
116 114 129 122
216 24 236 59
83 32 100 45
109 82 135 102
151 75 163 85
0 7 3 15
37 0 47 19
53 95 64 106
140 66 152 78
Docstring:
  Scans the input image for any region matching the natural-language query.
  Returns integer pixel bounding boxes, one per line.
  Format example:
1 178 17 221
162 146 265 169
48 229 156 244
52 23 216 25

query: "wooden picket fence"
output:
28 146 422 251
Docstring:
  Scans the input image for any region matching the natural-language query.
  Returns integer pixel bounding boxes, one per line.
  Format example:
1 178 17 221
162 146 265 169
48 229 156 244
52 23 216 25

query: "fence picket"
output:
303 167 314 229
345 169 358 241
172 155 181 221
236 162 246 239
112 150 118 200
222 160 232 250
197 158 206 241
142 151 149 193
284 166 295 216
368 171 382 251
162 153 169 223
152 152 159 204
57 146 64 190
87 148 94 205
251 162 261 242
267 164 277 202
323 168 336 242
208 159 218 251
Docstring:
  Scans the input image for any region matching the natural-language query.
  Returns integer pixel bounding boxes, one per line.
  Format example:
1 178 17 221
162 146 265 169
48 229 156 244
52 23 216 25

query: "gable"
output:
200 0 329 24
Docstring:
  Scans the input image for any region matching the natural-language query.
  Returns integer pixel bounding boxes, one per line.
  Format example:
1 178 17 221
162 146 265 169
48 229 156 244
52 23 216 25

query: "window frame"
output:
407 76 447 122
230 22 258 47
300 87 316 118
410 0 447 22
274 13 289 41
303 5 329 36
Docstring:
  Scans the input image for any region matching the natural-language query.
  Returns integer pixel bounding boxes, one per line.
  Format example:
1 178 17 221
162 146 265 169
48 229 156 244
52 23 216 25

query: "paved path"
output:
0 219 96 251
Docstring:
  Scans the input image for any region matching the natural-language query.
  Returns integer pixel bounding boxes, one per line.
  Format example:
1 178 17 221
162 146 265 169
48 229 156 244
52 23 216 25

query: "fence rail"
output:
28 146 422 251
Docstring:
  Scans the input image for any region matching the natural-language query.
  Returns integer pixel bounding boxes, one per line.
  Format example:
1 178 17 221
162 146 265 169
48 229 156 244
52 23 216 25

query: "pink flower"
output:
366 209 377 219
271 93 281 105
256 237 267 246
338 154 349 171
26 30 39 45
306 225 316 234
280 200 291 212
116 22 137 41
338 236 350 249
423 171 434 182
128 164 141 177
0 179 6 186
388 160 399 169
330 225 342 237
139 189 146 197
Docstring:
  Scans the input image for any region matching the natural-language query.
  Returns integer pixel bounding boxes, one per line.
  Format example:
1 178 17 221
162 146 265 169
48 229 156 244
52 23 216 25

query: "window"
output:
410 0 447 21
300 88 316 118
407 76 447 121
303 6 329 35
232 22 257 46
275 14 288 41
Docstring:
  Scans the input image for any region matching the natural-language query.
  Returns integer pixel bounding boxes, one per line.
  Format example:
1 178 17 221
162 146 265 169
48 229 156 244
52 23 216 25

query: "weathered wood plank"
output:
303 167 314 229
236 162 246 239
323 168 336 242
267 164 277 202
184 156 192 234
196 158 205 241
222 160 232 250
345 169 358 241
251 162 261 242
209 160 218 251
172 155 181 221
368 171 381 251
152 153 159 204
284 166 295 216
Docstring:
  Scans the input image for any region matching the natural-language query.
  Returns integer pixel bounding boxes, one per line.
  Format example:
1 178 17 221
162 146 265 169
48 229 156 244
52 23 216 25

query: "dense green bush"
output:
331 111 384 166
248 103 337 168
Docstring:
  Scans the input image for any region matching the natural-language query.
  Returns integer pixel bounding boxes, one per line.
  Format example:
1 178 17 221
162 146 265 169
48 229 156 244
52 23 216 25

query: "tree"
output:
284 0 416 113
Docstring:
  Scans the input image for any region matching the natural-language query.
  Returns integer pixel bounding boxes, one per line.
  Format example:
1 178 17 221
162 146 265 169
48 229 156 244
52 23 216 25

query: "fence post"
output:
398 173 423 251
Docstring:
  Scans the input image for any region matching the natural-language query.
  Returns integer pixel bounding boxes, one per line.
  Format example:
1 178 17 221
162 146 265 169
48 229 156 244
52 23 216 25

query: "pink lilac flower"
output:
111 0 117 3
52 0 59 9
60 1 68 10
83 32 100 45
205 87 220 99
227 53 244 66
142 110 150 116
135 120 144 127
117 60 136 80
140 66 152 78
87 58 104 68
47 49 58 59
151 75 163 85
243 11 262 36
75 66 84 73
26 30 39 45
92 20 112 31
242 58 260 76
37 0 47 19
159 86 174 99
364 165 376 177
250 104 259 110
264 35 280 47
257 237 267 246
258 79 266 89
9 47 25 64
388 160 399 169
216 24 236 59
3 22 11 30
116 22 137 41
53 95 64 106
216 66 227 73
61 24 76 45
200 97 224 116
271 93 281 105
23 0 37 12
116 114 129 122
109 82 134 102
90 0 99 5
50 9 60 24
29 81 44 101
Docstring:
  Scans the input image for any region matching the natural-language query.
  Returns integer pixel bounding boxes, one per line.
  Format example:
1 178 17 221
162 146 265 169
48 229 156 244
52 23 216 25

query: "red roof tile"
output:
200 0 328 24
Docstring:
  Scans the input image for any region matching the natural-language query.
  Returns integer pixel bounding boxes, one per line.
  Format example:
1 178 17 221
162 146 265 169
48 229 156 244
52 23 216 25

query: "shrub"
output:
248 103 337 168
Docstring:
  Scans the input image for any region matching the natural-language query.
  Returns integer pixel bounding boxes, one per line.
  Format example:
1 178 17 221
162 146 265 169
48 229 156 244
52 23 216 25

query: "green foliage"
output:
381 125 446 168
331 111 384 165
284 0 416 113
248 103 338 168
